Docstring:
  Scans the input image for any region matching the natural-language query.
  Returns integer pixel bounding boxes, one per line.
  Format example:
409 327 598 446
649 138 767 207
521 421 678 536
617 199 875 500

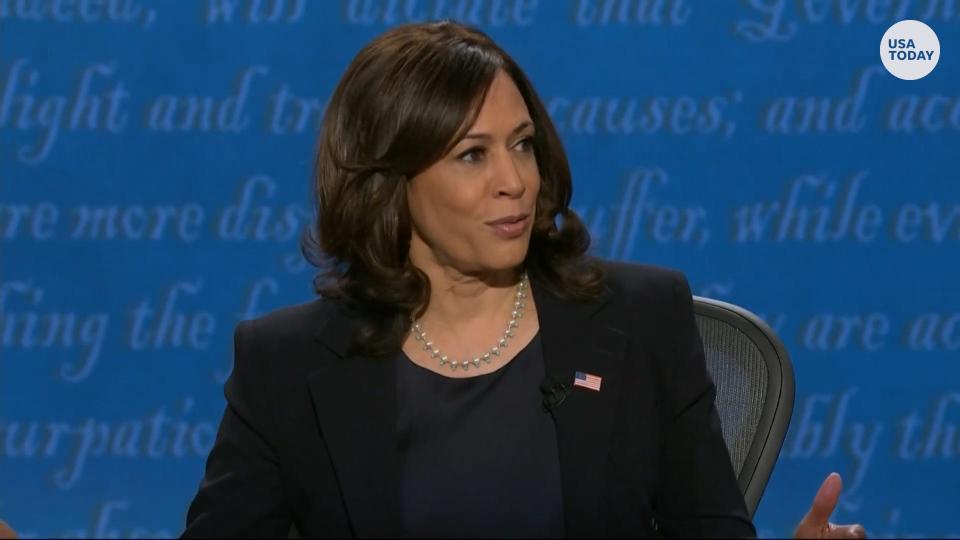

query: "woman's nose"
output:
493 152 526 198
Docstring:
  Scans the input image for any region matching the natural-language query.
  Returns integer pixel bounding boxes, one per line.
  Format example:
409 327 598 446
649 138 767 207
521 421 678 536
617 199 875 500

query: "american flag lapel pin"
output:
573 371 602 392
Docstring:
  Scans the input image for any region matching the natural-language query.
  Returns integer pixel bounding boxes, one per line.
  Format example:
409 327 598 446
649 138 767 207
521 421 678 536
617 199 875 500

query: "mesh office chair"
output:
693 296 795 519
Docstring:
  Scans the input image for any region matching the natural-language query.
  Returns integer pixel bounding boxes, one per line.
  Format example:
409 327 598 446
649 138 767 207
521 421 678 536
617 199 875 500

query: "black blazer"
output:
182 260 756 538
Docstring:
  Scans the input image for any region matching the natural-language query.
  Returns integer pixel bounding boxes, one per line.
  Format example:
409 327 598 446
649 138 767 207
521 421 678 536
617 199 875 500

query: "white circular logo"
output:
881 20 940 80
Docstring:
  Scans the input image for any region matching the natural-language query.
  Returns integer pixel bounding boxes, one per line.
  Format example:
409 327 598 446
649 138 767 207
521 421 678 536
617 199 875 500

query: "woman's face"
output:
407 70 541 276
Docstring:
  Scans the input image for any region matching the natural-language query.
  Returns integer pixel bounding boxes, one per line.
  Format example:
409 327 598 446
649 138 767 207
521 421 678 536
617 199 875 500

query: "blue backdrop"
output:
2 1 959 537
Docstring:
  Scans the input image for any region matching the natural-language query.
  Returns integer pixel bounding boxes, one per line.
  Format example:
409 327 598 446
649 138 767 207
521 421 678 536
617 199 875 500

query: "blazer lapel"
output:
532 276 628 538
308 305 402 538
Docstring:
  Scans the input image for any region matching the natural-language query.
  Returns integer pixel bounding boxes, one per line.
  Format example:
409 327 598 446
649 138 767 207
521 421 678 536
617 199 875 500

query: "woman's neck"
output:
415 264 523 331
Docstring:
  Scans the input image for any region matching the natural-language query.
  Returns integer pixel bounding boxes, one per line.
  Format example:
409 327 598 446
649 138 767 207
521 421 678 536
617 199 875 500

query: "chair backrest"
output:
692 296 795 519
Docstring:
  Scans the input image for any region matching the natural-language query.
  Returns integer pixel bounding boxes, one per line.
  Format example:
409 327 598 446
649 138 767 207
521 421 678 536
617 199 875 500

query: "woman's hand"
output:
794 473 867 539
0 520 17 539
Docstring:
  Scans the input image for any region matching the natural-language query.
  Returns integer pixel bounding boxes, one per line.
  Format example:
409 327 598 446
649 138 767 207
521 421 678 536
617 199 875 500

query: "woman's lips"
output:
486 214 530 238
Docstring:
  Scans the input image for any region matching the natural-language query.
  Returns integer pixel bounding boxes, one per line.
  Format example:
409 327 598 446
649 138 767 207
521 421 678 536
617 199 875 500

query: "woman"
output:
179 21 867 539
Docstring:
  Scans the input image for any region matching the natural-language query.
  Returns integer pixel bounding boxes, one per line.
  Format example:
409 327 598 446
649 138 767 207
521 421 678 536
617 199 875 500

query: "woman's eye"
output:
458 137 533 164
459 147 485 163
516 137 535 152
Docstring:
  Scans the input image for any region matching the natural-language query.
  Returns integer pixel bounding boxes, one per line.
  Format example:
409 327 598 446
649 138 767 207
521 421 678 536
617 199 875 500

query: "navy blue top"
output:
396 332 566 538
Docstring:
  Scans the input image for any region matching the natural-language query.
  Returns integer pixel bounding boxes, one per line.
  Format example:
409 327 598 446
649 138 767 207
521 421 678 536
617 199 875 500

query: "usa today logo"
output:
881 20 940 80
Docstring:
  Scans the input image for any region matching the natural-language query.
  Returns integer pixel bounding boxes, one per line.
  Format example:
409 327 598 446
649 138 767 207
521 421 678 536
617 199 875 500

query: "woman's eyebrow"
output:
461 120 534 141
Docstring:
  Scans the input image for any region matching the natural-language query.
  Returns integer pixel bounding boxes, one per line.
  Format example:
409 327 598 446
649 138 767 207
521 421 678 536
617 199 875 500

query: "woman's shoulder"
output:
233 295 344 365
225 296 348 399
594 257 691 304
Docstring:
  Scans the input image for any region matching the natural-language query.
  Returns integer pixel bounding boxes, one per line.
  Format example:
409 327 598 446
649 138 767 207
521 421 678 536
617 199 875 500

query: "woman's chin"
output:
479 250 530 275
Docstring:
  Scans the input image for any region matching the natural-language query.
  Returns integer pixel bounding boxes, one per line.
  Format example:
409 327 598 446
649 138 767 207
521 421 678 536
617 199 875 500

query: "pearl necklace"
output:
411 273 529 371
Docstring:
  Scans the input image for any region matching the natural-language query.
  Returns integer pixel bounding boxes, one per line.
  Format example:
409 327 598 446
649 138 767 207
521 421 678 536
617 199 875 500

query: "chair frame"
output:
692 296 796 518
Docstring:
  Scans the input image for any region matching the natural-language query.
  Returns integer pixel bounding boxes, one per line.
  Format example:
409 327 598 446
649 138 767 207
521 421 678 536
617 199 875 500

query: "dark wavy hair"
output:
301 20 604 357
